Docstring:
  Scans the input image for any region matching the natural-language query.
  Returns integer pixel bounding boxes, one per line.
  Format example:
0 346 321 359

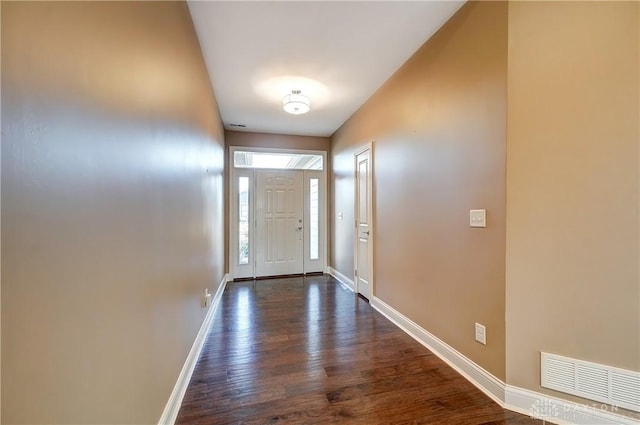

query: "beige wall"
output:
224 130 330 272
331 2 508 380
1 2 225 424
506 0 640 410
226 130 330 152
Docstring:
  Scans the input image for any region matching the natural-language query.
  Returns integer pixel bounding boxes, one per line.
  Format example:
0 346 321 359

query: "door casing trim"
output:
228 146 328 279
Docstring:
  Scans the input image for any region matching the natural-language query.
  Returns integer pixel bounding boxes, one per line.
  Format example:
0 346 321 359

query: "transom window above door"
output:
233 151 323 170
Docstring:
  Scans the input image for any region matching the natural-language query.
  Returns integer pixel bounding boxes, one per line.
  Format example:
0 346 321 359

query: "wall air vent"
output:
541 352 640 413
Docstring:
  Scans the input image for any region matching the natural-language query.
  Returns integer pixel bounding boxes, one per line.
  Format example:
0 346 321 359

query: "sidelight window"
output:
309 178 319 260
238 176 249 265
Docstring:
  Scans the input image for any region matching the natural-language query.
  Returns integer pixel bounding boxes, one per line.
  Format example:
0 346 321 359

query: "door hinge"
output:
354 269 357 276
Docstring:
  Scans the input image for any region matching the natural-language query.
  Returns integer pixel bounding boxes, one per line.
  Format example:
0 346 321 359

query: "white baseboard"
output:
370 296 506 406
327 266 354 292
505 385 640 425
158 273 228 425
370 295 640 425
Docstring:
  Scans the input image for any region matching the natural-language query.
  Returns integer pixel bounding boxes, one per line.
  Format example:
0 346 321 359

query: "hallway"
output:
2 1 638 423
176 276 540 424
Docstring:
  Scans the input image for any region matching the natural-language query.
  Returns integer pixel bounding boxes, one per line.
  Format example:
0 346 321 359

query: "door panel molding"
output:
255 169 304 277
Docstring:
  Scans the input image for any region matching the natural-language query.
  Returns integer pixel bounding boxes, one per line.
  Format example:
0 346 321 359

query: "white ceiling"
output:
187 1 465 137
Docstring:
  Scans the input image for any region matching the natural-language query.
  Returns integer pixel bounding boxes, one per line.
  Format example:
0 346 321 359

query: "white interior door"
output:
255 170 304 276
355 148 373 299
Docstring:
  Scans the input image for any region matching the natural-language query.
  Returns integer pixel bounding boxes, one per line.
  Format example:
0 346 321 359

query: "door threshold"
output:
232 272 326 282
357 293 370 303
255 273 304 280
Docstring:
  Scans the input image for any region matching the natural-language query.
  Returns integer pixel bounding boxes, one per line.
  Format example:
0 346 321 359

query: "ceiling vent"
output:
541 352 640 412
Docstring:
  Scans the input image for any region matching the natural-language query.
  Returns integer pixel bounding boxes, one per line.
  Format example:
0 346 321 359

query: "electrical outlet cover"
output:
470 209 486 228
475 322 486 345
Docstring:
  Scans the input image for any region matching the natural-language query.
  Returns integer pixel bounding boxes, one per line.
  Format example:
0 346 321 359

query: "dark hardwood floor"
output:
176 275 540 425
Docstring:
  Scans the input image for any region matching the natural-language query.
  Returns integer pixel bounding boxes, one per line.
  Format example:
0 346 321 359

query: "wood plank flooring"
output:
176 275 540 425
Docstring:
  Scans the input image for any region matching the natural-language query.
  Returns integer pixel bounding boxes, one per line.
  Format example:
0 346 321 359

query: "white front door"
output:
355 148 373 299
255 170 304 277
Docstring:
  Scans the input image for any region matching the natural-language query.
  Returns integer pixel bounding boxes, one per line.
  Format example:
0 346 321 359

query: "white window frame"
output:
229 146 328 279
231 168 254 279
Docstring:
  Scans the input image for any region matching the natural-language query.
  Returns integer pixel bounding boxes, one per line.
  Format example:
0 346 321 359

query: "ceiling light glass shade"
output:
282 90 310 115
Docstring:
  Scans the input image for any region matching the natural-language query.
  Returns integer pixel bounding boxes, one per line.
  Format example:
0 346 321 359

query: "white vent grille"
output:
541 352 640 413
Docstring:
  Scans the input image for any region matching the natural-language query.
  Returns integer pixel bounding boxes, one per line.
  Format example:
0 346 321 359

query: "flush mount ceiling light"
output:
282 90 310 115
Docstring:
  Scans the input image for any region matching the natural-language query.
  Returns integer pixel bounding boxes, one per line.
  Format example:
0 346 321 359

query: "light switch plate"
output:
469 209 486 228
475 322 487 345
